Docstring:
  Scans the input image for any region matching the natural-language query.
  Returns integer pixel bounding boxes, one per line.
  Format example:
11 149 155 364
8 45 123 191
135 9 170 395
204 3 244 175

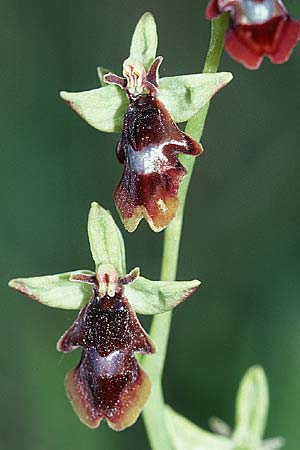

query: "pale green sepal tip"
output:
8 270 94 310
60 85 128 133
165 406 234 450
158 72 233 124
209 417 232 437
262 437 285 450
131 266 140 277
130 12 158 71
88 202 126 276
124 276 200 315
233 365 269 447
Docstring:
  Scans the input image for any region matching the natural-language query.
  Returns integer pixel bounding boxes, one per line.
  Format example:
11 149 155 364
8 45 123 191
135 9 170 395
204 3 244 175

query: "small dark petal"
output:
103 73 127 88
70 273 96 284
119 267 140 286
145 56 163 88
114 94 203 232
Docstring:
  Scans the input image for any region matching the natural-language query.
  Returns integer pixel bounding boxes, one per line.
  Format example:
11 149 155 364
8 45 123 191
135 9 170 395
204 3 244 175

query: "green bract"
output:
166 366 285 450
60 13 232 133
9 202 200 315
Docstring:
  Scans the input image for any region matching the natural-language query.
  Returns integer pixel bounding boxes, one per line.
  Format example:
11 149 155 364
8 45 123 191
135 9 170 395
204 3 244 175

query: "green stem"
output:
142 15 229 450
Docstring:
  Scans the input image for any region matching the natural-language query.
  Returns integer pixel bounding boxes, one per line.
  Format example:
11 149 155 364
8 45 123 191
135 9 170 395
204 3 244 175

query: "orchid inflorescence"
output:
9 6 290 450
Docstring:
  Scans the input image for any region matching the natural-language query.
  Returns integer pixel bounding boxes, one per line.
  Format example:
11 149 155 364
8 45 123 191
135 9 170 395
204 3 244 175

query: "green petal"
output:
88 202 126 276
60 85 128 133
130 12 158 71
232 366 269 447
124 275 200 315
165 406 234 450
8 270 94 310
158 72 233 123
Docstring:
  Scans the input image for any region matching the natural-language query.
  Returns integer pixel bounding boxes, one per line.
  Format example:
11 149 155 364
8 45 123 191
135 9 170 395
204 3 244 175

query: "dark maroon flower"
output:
57 271 155 430
104 58 203 232
206 0 300 69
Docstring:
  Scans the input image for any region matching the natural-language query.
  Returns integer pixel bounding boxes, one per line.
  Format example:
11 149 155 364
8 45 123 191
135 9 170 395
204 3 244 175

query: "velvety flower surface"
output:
206 0 300 69
57 272 155 430
114 93 203 232
105 58 203 232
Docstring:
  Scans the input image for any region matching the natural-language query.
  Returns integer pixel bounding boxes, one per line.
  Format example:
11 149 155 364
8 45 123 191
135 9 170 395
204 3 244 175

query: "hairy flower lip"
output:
57 271 155 430
105 58 204 232
206 0 300 69
65 351 152 430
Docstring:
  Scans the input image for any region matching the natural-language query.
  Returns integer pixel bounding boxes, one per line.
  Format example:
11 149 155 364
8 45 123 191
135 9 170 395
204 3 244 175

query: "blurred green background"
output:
2 0 300 449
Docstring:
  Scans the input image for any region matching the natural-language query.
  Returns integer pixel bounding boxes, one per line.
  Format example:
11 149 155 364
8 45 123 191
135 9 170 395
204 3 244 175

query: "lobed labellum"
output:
57 281 155 430
206 0 300 69
114 94 203 232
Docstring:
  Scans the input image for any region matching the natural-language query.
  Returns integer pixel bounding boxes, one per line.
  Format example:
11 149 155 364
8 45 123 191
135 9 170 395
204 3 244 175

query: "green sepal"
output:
97 66 111 86
88 202 126 276
130 12 158 71
165 406 234 450
8 270 94 310
60 72 232 133
232 365 269 448
124 276 200 315
60 85 128 133
158 72 233 123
